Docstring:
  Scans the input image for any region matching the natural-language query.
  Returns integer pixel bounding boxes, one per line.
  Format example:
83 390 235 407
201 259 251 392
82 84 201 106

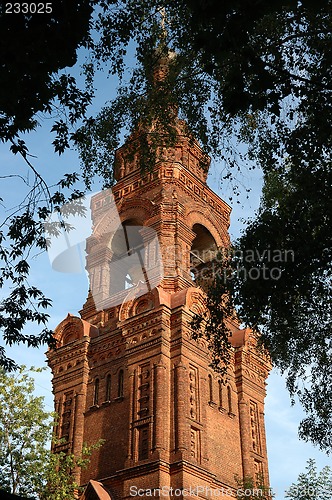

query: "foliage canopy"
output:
0 0 331 450
0 365 101 499
285 459 332 500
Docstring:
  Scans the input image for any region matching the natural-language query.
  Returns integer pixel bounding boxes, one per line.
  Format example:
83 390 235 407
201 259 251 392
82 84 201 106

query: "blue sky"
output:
0 53 330 500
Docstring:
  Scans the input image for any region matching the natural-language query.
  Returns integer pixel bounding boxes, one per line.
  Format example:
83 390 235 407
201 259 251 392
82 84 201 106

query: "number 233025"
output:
5 3 53 14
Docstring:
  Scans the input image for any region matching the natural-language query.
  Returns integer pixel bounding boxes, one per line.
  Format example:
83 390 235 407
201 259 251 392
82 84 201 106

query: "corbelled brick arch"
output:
53 314 99 347
186 207 230 247
92 196 156 239
118 288 158 322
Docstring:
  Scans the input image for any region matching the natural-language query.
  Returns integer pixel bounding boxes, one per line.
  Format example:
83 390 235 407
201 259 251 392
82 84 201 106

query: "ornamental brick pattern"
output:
48 121 271 500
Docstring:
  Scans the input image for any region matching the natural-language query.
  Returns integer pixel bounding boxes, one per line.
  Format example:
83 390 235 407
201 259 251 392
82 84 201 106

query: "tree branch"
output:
9 138 52 210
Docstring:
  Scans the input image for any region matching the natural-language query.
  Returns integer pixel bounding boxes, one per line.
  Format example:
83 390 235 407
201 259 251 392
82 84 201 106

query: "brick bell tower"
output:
47 110 271 499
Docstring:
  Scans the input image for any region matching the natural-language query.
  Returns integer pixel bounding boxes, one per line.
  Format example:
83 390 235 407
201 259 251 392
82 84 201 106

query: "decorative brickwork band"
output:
174 362 187 452
153 361 167 451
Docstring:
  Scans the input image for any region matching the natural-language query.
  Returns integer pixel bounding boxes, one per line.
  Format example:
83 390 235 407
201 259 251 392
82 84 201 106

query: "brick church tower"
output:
47 111 271 499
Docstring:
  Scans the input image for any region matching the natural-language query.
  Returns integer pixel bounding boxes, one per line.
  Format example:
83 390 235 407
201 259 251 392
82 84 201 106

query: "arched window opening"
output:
227 385 232 415
218 380 223 409
118 369 124 398
105 374 111 402
109 221 145 294
208 374 213 403
111 221 144 257
190 224 218 290
93 378 99 406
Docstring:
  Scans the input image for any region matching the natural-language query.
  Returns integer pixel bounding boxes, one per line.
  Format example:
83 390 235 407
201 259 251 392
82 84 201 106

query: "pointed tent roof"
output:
80 480 114 500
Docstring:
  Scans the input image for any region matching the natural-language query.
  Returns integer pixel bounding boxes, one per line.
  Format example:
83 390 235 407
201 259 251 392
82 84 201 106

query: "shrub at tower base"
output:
0 365 103 499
